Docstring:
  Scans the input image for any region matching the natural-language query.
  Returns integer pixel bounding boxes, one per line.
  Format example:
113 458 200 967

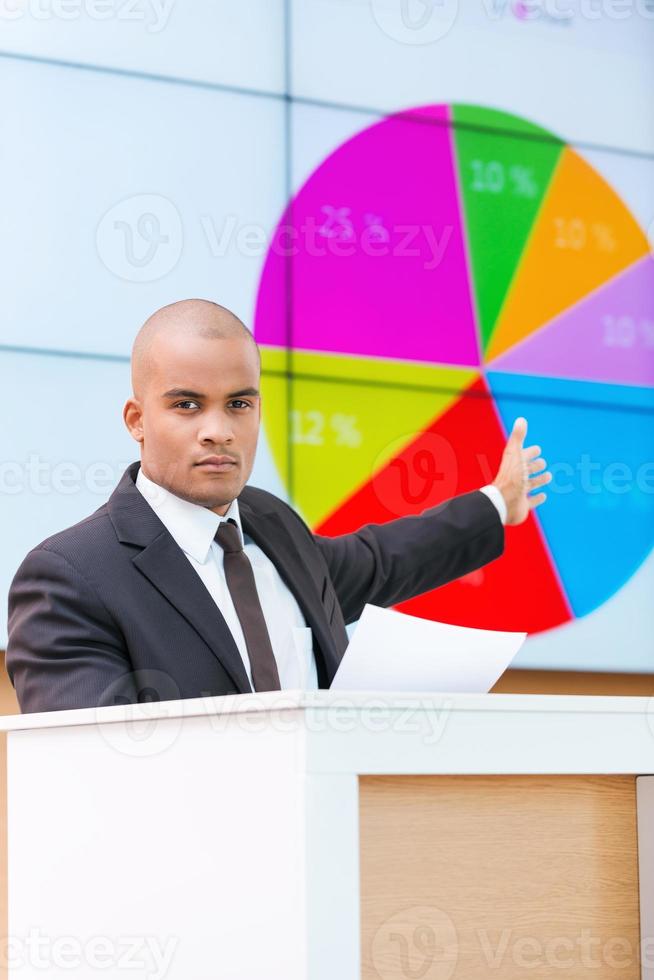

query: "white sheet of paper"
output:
330 603 527 693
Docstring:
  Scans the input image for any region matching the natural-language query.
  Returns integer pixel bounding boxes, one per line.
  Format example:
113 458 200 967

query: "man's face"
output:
124 332 261 514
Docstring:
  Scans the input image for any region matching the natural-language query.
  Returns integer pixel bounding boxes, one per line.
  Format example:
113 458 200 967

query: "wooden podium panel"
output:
360 775 640 980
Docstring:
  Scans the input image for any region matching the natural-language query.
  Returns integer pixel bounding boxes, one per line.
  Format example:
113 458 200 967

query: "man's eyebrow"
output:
162 388 204 399
162 387 260 399
228 387 260 398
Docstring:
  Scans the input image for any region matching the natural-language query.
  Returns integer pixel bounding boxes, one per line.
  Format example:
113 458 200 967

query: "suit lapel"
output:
108 462 252 693
132 535 253 693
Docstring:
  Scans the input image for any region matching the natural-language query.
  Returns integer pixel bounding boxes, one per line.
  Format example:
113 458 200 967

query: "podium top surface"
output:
3 690 654 775
0 688 652 732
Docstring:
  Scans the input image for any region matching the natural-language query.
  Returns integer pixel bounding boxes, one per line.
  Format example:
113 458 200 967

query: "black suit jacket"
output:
6 461 504 712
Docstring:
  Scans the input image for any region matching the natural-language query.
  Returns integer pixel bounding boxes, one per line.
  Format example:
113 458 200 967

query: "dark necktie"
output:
214 518 281 692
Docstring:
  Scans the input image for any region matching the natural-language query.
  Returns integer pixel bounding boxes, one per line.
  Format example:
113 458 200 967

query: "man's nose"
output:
197 410 235 443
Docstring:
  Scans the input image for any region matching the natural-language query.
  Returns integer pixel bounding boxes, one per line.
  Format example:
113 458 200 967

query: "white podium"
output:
1 690 654 979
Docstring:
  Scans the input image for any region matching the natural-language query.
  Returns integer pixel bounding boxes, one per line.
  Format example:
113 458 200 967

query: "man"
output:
6 300 551 713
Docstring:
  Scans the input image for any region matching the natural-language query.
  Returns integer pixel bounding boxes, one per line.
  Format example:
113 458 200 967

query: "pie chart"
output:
254 104 654 635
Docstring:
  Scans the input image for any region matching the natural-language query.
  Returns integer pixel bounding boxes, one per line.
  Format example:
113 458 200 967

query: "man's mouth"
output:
195 456 238 472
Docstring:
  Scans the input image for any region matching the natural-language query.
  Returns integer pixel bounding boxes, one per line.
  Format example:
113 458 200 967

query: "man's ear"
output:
123 398 145 444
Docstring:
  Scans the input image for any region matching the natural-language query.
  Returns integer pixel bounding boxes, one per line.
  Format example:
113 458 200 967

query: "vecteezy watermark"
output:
369 0 459 44
202 209 454 271
369 431 461 517
95 669 184 758
368 0 654 40
95 197 455 282
361 438 654 517
92 684 455 760
201 692 454 745
0 929 178 979
0 456 133 496
0 0 175 32
1 450 653 502
370 917 647 975
477 927 649 970
371 906 459 980
481 0 654 22
547 454 654 497
96 194 183 283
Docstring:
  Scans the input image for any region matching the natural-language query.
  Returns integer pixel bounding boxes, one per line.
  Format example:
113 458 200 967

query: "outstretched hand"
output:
492 417 553 526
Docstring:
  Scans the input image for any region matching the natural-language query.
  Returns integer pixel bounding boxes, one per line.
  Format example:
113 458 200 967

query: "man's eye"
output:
174 400 200 410
230 400 250 409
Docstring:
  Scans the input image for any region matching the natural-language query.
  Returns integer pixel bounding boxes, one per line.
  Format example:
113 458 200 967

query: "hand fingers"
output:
509 416 528 447
528 457 547 474
523 443 542 461
529 471 553 490
528 492 547 509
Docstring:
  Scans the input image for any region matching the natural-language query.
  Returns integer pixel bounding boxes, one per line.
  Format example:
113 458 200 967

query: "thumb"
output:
509 416 528 448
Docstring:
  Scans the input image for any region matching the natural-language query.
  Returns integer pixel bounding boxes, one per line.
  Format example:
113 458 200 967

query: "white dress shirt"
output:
135 468 318 691
135 469 507 691
479 483 508 525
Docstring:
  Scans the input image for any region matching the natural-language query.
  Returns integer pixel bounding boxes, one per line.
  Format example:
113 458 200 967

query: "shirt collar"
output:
135 466 244 563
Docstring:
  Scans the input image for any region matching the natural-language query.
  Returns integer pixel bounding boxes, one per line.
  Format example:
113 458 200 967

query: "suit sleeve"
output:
6 547 137 713
312 490 504 625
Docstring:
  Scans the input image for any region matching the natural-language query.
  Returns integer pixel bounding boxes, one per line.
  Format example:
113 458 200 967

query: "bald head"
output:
131 299 259 400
